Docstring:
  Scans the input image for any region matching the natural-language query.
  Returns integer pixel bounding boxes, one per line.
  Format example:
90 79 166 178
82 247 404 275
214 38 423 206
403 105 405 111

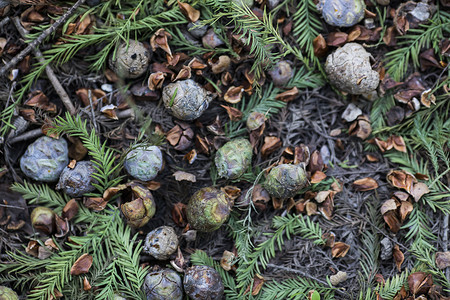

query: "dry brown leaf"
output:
26 240 39 257
399 201 413 222
393 245 404 272
380 199 398 215
435 252 450 269
62 199 79 221
420 89 436 107
322 232 336 248
408 272 433 295
188 57 207 69
308 150 324 173
313 34 328 57
410 182 430 202
315 190 333 203
83 276 92 291
24 90 57 112
366 154 379 162
184 149 198 164
70 253 93 275
331 242 350 258
221 105 243 121
261 136 281 157
383 210 401 233
172 65 191 81
44 238 59 251
326 32 348 47
348 116 372 140
390 135 407 153
172 203 187 227
55 215 69 238
305 201 317 216
221 186 241 200
150 28 172 57
310 171 327 184
392 191 410 202
220 250 236 271
387 170 417 193
353 177 379 191
83 197 108 211
224 86 244 104
275 87 299 102
148 72 166 90
318 196 334 220
252 184 270 211
173 171 196 182
178 1 200 22
251 274 265 296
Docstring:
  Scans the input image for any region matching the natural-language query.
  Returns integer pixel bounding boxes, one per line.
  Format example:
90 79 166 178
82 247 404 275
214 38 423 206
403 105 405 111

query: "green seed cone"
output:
215 139 252 179
264 164 308 199
186 187 232 232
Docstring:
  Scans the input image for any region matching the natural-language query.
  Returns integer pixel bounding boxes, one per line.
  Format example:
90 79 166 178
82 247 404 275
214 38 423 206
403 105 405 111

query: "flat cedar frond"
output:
292 0 322 65
49 112 124 195
234 214 325 295
260 276 336 299
376 271 409 300
385 10 450 81
10 181 69 212
402 207 436 249
358 202 381 294
369 93 396 132
190 250 240 299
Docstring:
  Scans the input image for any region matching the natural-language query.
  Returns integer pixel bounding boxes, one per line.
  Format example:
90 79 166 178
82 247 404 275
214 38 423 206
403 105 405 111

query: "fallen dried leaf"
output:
172 170 196 182
389 135 407 153
305 201 317 216
308 150 324 173
381 199 398 215
221 105 243 121
62 199 79 221
70 253 93 275
315 190 333 203
322 232 336 248
331 242 350 258
327 32 348 47
261 136 281 157
220 250 236 271
408 272 432 295
83 197 108 211
319 196 334 220
148 72 166 90
353 177 379 191
387 170 417 193
224 86 244 104
172 203 187 227
435 252 450 269
150 28 172 57
275 87 299 102
310 171 327 184
393 245 404 272
83 276 92 291
399 201 413 222
313 34 328 57
383 210 401 233
393 191 410 202
178 1 200 22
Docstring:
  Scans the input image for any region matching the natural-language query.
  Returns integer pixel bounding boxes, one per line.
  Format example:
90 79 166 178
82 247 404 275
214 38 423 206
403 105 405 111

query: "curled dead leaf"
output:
315 190 334 204
399 201 413 222
353 177 379 191
221 185 241 201
383 210 401 233
261 136 281 157
393 245 404 272
318 196 334 220
308 150 324 173
150 28 172 57
322 232 336 248
305 201 317 216
83 276 92 291
381 199 398 215
348 115 372 140
178 1 200 22
435 252 450 269
70 253 93 275
275 87 299 102
387 170 417 193
173 170 196 182
410 182 430 202
221 105 243 121
408 272 432 295
313 34 328 57
172 203 187 227
148 72 166 90
220 250 236 271
392 191 410 202
83 197 108 211
224 86 244 104
62 199 79 221
331 242 350 258
310 171 326 184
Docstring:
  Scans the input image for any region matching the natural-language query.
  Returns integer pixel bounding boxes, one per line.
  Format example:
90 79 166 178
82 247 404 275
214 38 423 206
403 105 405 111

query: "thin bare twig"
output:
0 0 86 76
7 128 43 144
11 17 77 115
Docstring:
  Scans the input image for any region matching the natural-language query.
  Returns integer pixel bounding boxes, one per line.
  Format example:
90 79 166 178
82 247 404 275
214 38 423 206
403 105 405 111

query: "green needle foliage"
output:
375 271 409 300
260 276 335 300
232 213 326 296
385 10 450 81
49 112 124 195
